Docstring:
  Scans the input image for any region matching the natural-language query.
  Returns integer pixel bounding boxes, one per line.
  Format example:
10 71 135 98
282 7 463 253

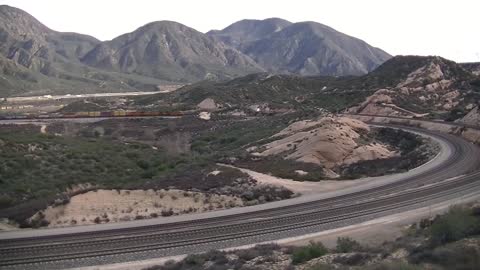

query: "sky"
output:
1 0 479 62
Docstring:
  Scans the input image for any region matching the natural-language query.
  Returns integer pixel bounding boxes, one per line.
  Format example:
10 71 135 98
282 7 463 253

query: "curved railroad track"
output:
0 123 479 270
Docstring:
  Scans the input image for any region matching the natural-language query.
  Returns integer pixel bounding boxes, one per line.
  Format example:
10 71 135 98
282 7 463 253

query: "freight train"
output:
0 110 185 120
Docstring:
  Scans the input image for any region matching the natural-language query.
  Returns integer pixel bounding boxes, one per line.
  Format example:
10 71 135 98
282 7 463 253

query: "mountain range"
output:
0 5 391 96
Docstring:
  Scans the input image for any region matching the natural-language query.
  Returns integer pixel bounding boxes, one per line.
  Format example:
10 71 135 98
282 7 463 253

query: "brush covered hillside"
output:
134 72 378 113
133 56 480 125
208 18 391 76
0 5 392 97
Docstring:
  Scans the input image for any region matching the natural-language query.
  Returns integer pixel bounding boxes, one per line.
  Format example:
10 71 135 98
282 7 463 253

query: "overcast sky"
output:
1 0 479 62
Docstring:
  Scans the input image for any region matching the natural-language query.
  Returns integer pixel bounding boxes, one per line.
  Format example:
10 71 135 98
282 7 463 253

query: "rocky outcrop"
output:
347 57 476 118
252 117 397 174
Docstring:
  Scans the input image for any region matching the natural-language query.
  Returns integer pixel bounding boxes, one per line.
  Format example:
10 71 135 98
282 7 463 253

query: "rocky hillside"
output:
81 21 263 82
346 56 480 121
208 19 391 76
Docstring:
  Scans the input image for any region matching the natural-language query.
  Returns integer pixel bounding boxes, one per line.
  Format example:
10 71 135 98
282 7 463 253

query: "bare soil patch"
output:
39 189 243 227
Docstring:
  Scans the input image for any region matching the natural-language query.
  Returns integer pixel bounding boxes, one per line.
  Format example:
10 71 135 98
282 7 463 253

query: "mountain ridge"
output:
0 5 392 96
80 20 264 82
208 18 391 76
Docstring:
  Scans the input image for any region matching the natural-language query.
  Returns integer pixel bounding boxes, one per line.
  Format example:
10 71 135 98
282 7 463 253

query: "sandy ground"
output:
40 189 243 227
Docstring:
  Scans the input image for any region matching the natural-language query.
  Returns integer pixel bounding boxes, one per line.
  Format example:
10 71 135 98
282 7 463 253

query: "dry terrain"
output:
36 189 243 227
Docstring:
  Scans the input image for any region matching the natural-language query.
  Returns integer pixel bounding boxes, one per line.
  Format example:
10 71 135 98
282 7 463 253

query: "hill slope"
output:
208 19 391 76
133 56 479 122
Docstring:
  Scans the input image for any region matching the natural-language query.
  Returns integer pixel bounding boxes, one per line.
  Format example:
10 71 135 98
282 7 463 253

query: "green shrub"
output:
0 195 13 208
415 244 480 270
292 241 329 264
429 206 480 246
336 237 363 253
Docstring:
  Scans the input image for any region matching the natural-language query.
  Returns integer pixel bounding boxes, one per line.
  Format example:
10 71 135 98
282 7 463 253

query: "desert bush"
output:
336 237 363 253
364 261 423 270
292 241 329 265
332 253 371 266
429 206 479 246
204 250 229 265
161 209 174 217
235 244 279 262
184 254 206 266
431 244 479 269
410 242 480 269
305 264 337 270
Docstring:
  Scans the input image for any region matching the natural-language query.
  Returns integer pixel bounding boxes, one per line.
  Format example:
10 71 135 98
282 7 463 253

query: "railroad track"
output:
0 124 479 269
